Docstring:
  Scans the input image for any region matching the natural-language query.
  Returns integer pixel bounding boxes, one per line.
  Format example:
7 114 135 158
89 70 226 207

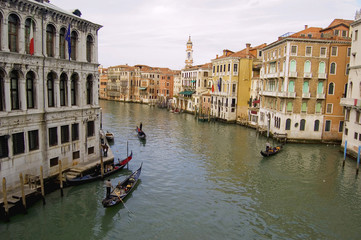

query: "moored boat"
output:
136 127 146 139
66 151 133 186
102 163 142 208
105 131 114 141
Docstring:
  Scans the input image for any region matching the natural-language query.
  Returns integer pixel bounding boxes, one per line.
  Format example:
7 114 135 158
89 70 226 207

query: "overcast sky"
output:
51 0 361 70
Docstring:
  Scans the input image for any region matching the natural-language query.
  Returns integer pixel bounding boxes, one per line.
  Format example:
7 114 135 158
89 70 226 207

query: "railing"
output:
289 72 298 78
318 73 327 79
316 93 325 99
287 92 296 98
302 92 311 98
304 72 312 78
262 91 277 97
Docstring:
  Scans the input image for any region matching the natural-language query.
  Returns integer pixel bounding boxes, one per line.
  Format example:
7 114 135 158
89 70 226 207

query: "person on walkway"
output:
106 179 112 198
103 144 109 157
140 122 143 131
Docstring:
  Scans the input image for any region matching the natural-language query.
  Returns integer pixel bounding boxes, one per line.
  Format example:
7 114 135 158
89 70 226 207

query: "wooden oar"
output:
116 192 133 214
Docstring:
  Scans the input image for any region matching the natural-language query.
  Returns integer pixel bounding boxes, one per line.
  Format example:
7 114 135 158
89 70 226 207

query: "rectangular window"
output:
339 121 344 132
334 30 339 36
233 64 238 73
28 130 39 151
87 121 95 137
325 120 331 132
347 47 351 57
331 47 338 56
13 132 25 155
88 146 94 155
49 127 58 147
354 132 358 140
326 104 333 114
73 151 80 160
291 46 297 55
72 123 79 141
356 111 360 123
0 135 9 158
320 47 326 57
61 125 69 143
305 46 312 56
232 84 236 93
50 157 58 167
342 30 347 37
345 128 348 135
355 30 358 41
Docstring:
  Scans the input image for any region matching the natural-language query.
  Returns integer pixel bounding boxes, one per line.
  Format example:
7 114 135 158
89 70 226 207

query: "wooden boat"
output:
136 127 146 139
260 145 282 157
105 131 114 141
66 151 133 186
102 163 142 208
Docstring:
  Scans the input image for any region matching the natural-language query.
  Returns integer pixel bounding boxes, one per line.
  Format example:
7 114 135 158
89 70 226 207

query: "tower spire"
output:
185 35 193 68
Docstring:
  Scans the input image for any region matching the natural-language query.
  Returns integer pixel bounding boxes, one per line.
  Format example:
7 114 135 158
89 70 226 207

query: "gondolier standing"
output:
106 179 112 198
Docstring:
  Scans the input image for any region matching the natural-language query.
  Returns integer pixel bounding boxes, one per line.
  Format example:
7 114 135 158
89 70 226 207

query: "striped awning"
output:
179 91 195 95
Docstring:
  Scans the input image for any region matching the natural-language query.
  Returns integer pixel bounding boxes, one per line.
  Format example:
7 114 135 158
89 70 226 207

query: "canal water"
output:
1 100 361 240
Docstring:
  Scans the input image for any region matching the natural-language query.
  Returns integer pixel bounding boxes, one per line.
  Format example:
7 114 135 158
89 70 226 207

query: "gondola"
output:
66 151 133 186
102 163 142 208
136 127 146 139
260 145 282 157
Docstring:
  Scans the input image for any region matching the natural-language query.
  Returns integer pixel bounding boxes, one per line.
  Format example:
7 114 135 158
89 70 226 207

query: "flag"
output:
212 84 214 92
65 24 71 60
29 20 34 55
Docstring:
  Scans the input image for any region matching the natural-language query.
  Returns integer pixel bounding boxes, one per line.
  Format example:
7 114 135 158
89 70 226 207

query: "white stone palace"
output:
0 0 102 190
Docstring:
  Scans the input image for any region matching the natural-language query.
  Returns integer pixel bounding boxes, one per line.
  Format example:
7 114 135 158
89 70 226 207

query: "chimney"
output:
216 54 218 59
246 43 251 56
305 25 308 29
223 49 227 56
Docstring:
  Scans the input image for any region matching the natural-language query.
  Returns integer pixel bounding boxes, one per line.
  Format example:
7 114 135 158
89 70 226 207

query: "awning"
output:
179 91 195 95
252 100 260 104
191 80 196 83
139 87 147 90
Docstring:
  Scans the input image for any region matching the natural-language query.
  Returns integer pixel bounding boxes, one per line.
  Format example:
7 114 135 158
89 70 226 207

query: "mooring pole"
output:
356 146 360 175
2 177 9 222
19 173 27 214
100 141 104 180
59 160 63 197
343 141 347 168
127 140 129 169
40 166 45 205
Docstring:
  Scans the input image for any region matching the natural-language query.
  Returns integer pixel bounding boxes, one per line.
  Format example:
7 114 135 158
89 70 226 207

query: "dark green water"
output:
1 100 361 240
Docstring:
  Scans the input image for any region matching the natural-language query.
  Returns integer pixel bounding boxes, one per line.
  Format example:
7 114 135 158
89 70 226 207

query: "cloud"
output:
52 0 359 69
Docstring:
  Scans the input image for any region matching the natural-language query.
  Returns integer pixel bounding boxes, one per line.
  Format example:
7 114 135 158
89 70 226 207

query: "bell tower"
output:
185 36 193 68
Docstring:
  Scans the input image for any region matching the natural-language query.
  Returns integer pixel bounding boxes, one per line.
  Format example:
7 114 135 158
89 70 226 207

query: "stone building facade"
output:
0 0 102 190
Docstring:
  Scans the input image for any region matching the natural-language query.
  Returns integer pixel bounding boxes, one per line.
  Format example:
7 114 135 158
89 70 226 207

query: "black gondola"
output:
260 145 282 157
66 151 133 186
136 127 146 139
102 163 142 208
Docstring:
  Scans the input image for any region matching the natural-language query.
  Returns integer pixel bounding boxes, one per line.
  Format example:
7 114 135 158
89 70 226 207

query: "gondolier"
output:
106 179 112 197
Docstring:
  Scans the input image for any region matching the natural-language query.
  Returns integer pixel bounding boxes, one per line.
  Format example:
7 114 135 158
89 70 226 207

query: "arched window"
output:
59 28 66 59
0 70 5 111
25 18 35 55
8 14 20 52
46 25 55 57
70 31 78 60
60 73 67 106
71 73 78 106
10 71 19 110
330 62 336 74
349 82 353 97
290 60 296 72
304 60 311 73
316 102 321 113
319 62 326 74
86 76 93 105
328 82 335 95
317 81 324 94
300 119 306 131
346 63 350 75
26 71 35 109
314 120 320 131
285 118 291 130
287 102 293 112
303 81 309 93
47 73 55 107
288 80 295 92
301 102 307 112
86 35 93 62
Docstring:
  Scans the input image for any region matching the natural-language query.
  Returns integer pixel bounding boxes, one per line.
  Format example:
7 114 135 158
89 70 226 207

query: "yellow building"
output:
210 44 264 122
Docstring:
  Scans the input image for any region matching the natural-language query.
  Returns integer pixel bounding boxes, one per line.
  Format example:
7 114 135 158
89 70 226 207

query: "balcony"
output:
279 71 285 78
277 91 287 97
302 92 311 98
303 72 312 78
262 91 277 97
340 98 361 109
289 72 298 78
287 92 296 98
264 73 278 79
316 93 325 99
318 73 327 79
